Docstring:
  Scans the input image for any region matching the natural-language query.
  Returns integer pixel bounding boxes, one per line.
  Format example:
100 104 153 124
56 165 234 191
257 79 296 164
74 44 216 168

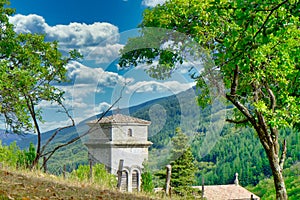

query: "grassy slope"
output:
0 167 157 200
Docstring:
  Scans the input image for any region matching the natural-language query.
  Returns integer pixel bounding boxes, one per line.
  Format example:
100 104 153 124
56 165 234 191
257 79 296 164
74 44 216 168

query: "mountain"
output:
1 86 299 192
0 129 34 146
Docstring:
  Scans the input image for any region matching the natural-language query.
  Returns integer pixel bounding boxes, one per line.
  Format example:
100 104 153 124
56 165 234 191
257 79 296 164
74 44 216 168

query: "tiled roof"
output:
193 184 260 200
89 114 151 125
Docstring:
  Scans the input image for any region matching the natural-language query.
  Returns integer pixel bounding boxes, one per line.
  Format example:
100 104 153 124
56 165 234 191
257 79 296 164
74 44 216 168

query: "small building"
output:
193 173 260 200
85 114 152 192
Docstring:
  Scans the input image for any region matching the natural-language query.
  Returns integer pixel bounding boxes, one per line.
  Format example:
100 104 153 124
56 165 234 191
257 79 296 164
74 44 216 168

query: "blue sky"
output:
10 0 145 31
5 0 202 132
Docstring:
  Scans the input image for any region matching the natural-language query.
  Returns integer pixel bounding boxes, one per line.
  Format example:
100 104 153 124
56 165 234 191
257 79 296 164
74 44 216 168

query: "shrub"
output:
70 163 117 188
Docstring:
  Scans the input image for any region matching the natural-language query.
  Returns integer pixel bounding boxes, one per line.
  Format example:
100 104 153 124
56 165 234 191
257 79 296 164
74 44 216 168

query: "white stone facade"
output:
85 114 152 192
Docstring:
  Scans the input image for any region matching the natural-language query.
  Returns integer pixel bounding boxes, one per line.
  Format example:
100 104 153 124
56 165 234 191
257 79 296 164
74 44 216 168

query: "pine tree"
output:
170 128 197 195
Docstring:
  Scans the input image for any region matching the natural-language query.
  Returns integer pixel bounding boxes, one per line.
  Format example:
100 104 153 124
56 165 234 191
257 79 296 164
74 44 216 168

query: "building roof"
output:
193 184 260 200
88 114 151 125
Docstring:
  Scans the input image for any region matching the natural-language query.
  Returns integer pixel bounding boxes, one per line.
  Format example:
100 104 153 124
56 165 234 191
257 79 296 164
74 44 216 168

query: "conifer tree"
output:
170 128 197 195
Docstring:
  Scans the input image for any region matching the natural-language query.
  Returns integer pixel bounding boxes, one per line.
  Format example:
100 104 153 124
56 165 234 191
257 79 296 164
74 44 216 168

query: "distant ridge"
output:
0 129 34 145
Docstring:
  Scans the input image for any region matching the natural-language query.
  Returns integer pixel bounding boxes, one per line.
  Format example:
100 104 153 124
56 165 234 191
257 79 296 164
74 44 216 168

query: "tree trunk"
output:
24 94 41 169
265 146 288 200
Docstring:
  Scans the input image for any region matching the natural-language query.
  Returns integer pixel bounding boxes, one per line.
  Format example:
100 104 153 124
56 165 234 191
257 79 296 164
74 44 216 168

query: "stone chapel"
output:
85 114 152 192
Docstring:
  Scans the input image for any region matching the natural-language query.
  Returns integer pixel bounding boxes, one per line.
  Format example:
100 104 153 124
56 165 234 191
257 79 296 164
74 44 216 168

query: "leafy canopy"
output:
0 0 81 133
120 0 300 129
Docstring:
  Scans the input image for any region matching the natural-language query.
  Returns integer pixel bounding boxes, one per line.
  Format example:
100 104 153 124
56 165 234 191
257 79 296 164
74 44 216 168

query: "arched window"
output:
128 128 133 137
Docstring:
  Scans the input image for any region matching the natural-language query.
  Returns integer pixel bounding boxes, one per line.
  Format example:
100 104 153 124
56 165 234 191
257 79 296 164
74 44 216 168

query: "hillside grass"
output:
0 166 158 200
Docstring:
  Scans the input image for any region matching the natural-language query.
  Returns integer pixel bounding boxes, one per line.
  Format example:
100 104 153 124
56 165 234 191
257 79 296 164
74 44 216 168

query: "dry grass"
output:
0 167 159 200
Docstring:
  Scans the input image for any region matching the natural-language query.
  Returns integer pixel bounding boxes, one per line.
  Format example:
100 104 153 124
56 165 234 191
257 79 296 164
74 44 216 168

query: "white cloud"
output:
34 61 133 128
66 61 128 88
46 22 119 48
39 118 74 133
9 14 47 34
126 80 195 94
9 14 120 63
95 102 112 113
85 43 124 63
142 0 166 7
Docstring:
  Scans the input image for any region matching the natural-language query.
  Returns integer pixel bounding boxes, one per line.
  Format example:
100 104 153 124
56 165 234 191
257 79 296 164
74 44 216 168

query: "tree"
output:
154 128 197 195
141 161 154 193
0 1 81 168
119 0 300 199
169 128 197 195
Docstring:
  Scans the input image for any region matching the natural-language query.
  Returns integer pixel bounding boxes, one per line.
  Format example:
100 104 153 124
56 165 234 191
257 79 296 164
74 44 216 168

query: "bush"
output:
0 141 35 169
70 163 117 189
141 171 154 193
0 141 19 167
17 142 36 169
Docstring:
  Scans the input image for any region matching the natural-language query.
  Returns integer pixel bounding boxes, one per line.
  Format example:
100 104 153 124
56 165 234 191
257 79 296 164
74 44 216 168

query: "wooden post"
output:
117 159 124 190
202 176 205 199
165 164 172 197
43 157 47 173
89 159 93 182
63 164 66 179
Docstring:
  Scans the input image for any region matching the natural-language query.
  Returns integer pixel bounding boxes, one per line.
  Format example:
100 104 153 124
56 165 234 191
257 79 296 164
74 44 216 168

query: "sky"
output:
4 0 205 133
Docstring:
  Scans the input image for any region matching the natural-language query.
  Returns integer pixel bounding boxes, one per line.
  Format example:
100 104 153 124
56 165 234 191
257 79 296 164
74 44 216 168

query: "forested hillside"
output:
196 128 299 186
248 162 300 200
130 88 300 187
1 87 299 191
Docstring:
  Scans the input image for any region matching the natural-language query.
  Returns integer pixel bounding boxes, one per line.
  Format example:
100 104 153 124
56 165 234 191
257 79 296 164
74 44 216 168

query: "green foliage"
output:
0 141 19 167
170 147 197 196
0 0 82 169
141 171 154 193
120 1 299 198
70 164 117 189
17 142 36 169
170 128 197 196
141 161 154 193
70 165 90 181
0 140 36 169
131 86 299 188
196 127 300 186
248 163 300 200
154 128 197 196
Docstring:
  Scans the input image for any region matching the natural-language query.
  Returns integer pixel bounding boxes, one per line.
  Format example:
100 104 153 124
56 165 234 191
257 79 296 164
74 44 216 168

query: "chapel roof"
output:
193 184 260 200
88 114 151 125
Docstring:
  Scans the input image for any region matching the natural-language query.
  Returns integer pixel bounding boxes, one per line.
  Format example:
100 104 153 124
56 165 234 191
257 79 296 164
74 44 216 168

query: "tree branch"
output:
279 139 287 172
226 94 254 123
40 102 75 155
40 95 122 169
230 65 239 96
266 87 276 112
226 118 249 124
253 0 288 40
226 94 271 150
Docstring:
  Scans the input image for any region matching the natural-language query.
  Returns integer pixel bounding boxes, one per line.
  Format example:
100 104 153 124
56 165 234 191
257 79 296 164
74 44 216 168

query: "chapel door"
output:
132 170 139 192
121 170 128 192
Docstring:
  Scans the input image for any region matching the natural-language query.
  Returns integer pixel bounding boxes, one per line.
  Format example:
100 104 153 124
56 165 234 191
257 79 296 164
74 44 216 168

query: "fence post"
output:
165 164 172 197
89 159 93 182
43 157 47 173
202 176 205 199
63 164 66 179
117 159 124 190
